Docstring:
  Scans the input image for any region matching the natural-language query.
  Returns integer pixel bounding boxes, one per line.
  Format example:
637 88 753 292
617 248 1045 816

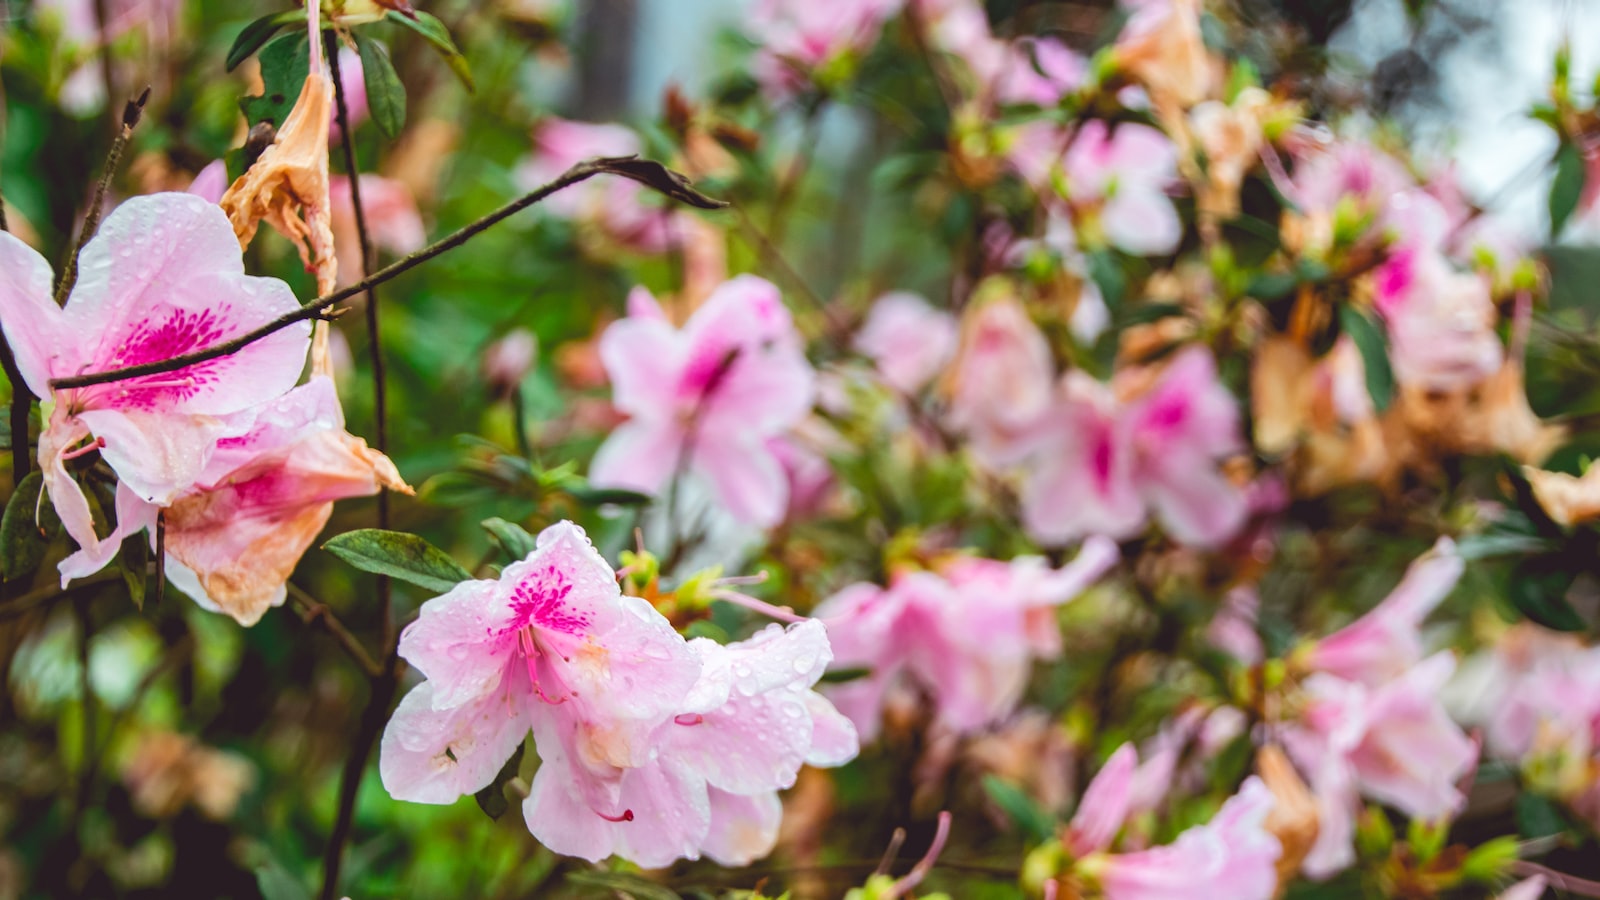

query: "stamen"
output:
118 377 196 391
518 627 571 705
673 714 704 726
709 588 807 624
596 808 634 823
59 436 107 461
883 810 952 899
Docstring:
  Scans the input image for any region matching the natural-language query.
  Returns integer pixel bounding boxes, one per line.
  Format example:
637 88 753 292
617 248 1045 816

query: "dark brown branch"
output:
318 654 401 900
153 511 166 611
51 156 724 393
286 583 382 679
53 87 150 306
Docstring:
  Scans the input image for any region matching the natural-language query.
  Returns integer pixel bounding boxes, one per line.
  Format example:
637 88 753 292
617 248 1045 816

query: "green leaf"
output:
818 666 872 684
982 775 1055 843
1455 531 1546 561
2 471 62 581
565 486 655 507
323 529 474 592
1338 305 1395 413
480 517 536 560
239 33 310 130
1086 248 1126 308
1508 559 1584 631
474 740 524 820
386 10 475 92
120 533 149 611
1515 791 1569 839
226 9 308 71
1550 142 1586 239
564 871 681 900
354 33 406 139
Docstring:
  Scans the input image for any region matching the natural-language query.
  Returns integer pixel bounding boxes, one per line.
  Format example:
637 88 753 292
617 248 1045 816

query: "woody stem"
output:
53 88 150 306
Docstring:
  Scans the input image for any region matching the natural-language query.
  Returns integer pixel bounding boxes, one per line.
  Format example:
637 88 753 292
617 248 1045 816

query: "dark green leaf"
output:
1515 791 1569 840
386 10 475 92
354 33 406 139
480 517 536 560
818 666 871 684
120 534 148 611
1508 560 1584 631
226 9 307 71
581 157 729 210
2 471 61 581
1338 306 1395 413
982 775 1056 843
239 34 310 130
323 529 474 592
1550 142 1586 239
474 740 524 820
1455 532 1547 561
1086 248 1126 308
565 486 656 507
565 871 681 900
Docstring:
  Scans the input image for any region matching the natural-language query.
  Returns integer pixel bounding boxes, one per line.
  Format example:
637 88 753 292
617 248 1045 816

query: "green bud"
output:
1460 836 1520 883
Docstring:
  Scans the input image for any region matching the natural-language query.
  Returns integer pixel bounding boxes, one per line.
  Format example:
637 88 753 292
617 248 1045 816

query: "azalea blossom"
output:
1062 743 1282 900
380 521 701 819
1373 248 1503 392
156 334 411 625
0 192 309 584
525 619 858 866
590 277 816 528
945 293 1057 465
854 291 959 394
1022 347 1249 548
382 523 855 868
746 0 904 100
515 118 676 254
816 538 1118 741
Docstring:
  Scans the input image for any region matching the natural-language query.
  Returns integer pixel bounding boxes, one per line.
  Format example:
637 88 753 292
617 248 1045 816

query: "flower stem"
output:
52 87 150 307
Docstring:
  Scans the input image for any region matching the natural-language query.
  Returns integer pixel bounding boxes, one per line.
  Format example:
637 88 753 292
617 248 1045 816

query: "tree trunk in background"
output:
573 0 639 121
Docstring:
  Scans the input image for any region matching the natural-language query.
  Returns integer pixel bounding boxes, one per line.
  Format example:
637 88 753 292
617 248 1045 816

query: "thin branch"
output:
318 655 401 900
73 594 95 817
286 583 382 679
729 202 850 341
53 87 150 306
51 156 725 393
1512 861 1600 898
1 339 29 486
153 511 166 611
0 567 126 622
326 34 395 652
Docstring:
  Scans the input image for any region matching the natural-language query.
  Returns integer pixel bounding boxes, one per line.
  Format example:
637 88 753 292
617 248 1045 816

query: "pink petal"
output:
588 419 688 499
701 790 783 867
599 315 685 417
379 680 531 804
692 434 790 528
0 230 65 398
1066 742 1138 856
397 579 517 710
1101 188 1181 256
76 408 229 505
803 692 860 767
1141 454 1248 548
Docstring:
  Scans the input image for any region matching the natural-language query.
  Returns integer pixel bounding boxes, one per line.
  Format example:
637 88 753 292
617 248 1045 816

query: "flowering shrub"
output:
4 1 1600 898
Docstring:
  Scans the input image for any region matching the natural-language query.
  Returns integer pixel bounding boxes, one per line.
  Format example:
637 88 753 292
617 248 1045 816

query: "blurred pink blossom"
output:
187 160 230 205
330 174 426 285
591 278 815 527
482 328 538 397
946 296 1056 465
746 0 904 100
1373 248 1503 392
1011 119 1182 256
1305 537 1462 686
516 118 676 254
816 538 1118 740
0 193 309 586
1066 742 1281 899
854 291 958 394
1023 347 1248 548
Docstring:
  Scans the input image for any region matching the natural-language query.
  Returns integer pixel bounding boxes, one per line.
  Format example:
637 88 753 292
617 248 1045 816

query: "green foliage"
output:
355 32 406 139
1550 142 1587 239
1338 305 1395 413
322 529 474 592
226 9 309 72
386 10 475 92
1 471 61 581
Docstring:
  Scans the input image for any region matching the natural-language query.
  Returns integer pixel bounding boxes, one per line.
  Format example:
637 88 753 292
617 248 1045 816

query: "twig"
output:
53 87 150 306
1 340 30 485
1512 861 1600 898
729 202 849 341
153 511 165 611
0 567 126 622
327 34 395 653
318 655 401 900
286 583 382 679
51 156 724 393
73 594 95 817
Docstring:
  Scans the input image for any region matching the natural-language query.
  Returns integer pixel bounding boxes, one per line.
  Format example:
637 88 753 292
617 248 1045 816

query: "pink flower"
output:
380 521 700 820
524 620 858 866
1208 587 1264 665
747 0 904 100
816 538 1117 740
187 160 229 205
1305 538 1462 687
1291 140 1413 219
515 119 676 254
946 296 1056 465
482 328 538 398
854 292 958 394
329 46 367 137
590 278 815 528
156 349 410 625
330 174 426 285
1373 248 1502 392
0 192 310 585
766 434 837 522
996 38 1089 106
1012 120 1182 256
1023 347 1248 547
1287 653 1477 878
1066 742 1282 899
